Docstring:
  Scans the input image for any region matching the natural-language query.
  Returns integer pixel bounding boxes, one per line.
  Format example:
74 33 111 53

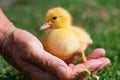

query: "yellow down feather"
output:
39 7 93 61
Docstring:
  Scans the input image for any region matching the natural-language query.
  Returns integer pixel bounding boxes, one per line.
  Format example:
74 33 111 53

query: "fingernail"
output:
57 66 67 79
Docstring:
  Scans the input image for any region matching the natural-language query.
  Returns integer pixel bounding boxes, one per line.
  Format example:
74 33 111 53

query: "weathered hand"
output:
3 29 110 80
67 48 110 80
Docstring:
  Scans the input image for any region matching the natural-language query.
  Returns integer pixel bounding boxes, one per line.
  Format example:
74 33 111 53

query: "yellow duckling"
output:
39 7 93 62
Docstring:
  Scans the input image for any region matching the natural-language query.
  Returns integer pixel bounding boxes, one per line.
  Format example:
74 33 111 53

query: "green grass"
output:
0 0 120 80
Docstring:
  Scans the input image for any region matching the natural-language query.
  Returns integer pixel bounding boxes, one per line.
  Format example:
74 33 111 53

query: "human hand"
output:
66 48 110 80
3 28 110 80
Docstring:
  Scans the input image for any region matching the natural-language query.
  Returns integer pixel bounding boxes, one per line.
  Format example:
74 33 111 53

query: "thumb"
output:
31 49 70 79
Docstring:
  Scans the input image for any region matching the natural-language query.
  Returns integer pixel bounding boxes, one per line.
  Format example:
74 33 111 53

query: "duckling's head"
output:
40 7 72 30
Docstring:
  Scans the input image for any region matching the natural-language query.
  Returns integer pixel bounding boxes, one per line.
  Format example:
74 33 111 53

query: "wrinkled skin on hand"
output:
4 29 110 80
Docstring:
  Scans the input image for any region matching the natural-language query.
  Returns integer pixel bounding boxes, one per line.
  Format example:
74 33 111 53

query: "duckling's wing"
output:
70 26 92 50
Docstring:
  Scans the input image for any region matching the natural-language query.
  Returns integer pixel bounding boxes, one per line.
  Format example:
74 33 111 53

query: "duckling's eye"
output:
52 16 57 20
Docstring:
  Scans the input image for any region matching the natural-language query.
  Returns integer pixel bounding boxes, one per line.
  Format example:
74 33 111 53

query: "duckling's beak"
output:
39 22 52 30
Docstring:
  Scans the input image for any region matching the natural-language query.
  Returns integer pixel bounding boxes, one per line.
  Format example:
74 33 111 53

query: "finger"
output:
93 58 111 74
70 59 102 79
78 48 106 63
29 44 70 79
84 59 103 72
87 48 106 60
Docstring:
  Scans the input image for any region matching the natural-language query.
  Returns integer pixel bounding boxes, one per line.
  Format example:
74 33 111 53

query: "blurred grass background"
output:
0 0 120 80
